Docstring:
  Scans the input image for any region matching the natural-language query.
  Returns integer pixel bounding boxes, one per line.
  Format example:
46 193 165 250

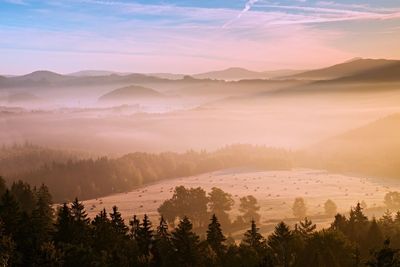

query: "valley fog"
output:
1 78 400 154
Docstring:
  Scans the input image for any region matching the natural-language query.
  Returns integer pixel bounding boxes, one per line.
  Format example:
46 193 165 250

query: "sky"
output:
1 0 400 74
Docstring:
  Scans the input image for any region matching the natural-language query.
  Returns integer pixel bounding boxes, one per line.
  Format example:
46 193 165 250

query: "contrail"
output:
223 0 259 28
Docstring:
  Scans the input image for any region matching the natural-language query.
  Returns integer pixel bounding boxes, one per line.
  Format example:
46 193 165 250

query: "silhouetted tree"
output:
366 239 400 267
206 214 226 255
297 217 316 238
208 187 234 228
296 230 354 267
171 216 201 267
54 203 72 244
368 218 384 250
0 190 20 236
268 222 295 267
110 205 128 237
242 219 265 252
136 214 153 260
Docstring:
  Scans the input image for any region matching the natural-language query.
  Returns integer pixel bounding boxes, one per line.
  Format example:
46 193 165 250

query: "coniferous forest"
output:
1 176 400 267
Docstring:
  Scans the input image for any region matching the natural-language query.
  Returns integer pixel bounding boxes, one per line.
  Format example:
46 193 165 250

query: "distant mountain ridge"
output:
287 59 400 80
98 85 163 103
68 70 131 77
193 67 303 80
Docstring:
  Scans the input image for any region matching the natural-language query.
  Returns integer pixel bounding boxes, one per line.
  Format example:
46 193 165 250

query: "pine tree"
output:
206 214 226 254
380 210 395 238
348 202 368 242
70 198 90 244
153 216 173 267
368 218 384 250
136 214 153 258
92 208 113 251
156 216 170 240
31 184 54 245
171 216 201 267
331 213 348 234
110 205 128 237
394 211 400 225
129 215 140 240
242 219 265 251
298 217 316 238
0 190 20 236
268 222 294 267
54 203 73 244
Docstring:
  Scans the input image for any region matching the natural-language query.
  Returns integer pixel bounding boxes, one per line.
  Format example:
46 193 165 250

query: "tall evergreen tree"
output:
171 216 201 267
31 184 54 246
206 214 226 255
136 214 153 259
92 208 113 252
110 205 128 237
129 215 140 240
0 190 20 236
242 219 265 251
267 222 294 267
69 198 90 244
153 216 173 267
10 181 36 214
296 230 354 267
54 203 73 244
368 218 384 250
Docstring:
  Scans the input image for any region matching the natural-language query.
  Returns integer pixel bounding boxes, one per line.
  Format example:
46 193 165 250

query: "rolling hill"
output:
305 114 400 179
193 67 303 81
0 71 169 88
335 61 400 82
287 58 400 80
68 70 131 77
98 85 164 103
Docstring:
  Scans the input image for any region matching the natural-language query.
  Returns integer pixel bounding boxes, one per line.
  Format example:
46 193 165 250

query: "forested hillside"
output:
2 145 291 202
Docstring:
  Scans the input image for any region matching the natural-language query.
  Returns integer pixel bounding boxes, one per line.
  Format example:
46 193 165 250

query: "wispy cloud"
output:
0 0 400 73
223 0 259 28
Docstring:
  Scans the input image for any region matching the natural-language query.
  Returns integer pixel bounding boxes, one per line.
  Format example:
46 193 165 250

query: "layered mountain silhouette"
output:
193 67 303 80
68 70 130 77
1 58 399 90
287 59 400 81
0 71 168 88
98 85 163 103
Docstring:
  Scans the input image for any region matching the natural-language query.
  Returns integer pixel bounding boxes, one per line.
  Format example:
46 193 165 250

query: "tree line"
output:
1 178 400 266
4 144 290 202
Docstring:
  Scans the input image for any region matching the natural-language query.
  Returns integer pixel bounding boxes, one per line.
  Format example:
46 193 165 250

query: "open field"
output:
82 168 397 233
